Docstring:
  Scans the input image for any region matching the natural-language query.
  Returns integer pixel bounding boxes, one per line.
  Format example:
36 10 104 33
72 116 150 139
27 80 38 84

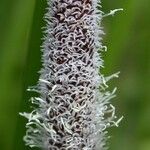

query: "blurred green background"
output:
0 0 149 150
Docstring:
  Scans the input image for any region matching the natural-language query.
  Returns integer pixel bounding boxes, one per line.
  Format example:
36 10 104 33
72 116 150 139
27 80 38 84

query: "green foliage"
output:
0 0 149 150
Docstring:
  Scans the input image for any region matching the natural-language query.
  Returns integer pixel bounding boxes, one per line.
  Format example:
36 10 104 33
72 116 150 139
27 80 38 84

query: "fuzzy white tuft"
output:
21 0 122 149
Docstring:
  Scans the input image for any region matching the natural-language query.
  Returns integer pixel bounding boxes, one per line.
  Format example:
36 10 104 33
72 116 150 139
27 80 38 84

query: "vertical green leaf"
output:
0 0 35 150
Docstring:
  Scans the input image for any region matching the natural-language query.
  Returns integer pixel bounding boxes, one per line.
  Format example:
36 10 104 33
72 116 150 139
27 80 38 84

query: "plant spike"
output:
20 0 122 149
